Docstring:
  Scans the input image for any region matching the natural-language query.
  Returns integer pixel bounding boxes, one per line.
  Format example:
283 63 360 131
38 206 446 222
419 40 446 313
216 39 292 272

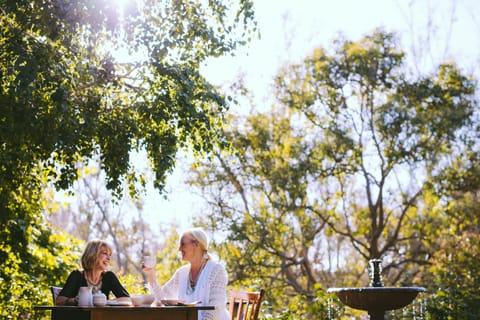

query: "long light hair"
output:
81 239 112 271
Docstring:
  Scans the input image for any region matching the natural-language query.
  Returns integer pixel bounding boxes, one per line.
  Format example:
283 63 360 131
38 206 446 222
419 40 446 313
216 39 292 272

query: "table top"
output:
34 304 215 320
34 305 215 311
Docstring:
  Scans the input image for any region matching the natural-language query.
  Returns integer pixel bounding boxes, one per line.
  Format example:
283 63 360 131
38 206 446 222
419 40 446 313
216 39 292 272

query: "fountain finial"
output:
369 259 384 287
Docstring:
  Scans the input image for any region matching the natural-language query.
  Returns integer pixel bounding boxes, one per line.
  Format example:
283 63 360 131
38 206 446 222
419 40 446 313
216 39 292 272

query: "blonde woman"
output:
56 239 130 305
143 228 229 320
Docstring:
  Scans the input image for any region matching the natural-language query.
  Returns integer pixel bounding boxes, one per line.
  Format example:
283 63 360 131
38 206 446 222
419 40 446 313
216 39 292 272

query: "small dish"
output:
160 299 185 306
106 300 132 306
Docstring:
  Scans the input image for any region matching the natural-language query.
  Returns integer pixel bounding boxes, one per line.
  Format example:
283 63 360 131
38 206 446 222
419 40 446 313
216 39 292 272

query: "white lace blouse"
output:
149 260 230 320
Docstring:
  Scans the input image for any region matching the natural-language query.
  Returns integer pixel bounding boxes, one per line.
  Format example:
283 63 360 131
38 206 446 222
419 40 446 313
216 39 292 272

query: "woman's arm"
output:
55 295 79 306
55 270 82 305
106 271 130 299
144 266 181 300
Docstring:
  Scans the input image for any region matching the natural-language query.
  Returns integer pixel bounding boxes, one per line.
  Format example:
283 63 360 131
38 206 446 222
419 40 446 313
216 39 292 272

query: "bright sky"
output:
140 0 479 231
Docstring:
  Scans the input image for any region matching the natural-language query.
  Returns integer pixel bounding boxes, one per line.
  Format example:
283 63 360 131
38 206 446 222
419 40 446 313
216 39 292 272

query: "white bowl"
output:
143 294 155 305
130 294 144 306
131 294 155 306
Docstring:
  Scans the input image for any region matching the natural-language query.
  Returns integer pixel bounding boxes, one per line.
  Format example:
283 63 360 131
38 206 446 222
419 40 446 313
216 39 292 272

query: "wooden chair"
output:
50 286 62 305
229 289 265 320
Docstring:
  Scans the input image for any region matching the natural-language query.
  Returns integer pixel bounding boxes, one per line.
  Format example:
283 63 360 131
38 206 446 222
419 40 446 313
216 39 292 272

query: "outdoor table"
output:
34 304 215 320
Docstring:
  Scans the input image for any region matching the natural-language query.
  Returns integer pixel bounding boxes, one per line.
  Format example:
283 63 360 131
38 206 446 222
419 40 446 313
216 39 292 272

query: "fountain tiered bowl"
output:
328 259 426 320
327 286 425 311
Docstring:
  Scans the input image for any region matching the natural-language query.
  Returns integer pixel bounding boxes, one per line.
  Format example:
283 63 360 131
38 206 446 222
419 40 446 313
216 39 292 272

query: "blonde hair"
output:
81 239 112 271
182 228 211 258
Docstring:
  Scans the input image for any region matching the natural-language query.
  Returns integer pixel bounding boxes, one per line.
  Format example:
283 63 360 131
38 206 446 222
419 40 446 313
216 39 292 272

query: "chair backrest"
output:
229 289 265 320
50 286 62 304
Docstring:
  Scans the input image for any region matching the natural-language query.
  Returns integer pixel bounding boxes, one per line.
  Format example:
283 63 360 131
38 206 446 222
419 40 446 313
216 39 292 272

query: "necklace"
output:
187 259 208 294
85 271 103 294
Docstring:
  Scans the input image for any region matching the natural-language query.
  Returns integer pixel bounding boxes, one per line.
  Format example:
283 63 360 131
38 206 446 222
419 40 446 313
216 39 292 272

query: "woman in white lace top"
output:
143 228 230 320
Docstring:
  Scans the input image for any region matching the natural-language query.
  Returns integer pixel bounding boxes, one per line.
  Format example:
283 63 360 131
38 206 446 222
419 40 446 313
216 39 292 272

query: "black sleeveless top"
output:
58 270 130 299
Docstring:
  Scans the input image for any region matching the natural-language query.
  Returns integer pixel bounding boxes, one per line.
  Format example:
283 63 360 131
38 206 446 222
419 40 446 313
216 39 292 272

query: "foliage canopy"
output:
0 0 256 317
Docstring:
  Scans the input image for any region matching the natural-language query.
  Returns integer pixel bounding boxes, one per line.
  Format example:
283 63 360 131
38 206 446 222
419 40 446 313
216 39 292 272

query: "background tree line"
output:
188 29 480 319
1 1 479 320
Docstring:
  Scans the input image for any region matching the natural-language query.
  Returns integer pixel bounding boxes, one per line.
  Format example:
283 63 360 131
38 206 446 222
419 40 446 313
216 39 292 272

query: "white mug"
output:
78 286 93 307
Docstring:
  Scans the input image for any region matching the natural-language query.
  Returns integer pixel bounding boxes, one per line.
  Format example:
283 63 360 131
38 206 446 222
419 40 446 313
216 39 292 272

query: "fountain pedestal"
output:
328 259 426 320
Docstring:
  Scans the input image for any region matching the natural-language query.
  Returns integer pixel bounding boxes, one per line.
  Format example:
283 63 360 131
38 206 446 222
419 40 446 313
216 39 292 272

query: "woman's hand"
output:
115 296 132 304
142 264 156 284
56 295 78 306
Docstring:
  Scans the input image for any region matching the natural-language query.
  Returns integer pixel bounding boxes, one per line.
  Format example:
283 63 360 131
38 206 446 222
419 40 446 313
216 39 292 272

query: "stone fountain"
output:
328 259 426 320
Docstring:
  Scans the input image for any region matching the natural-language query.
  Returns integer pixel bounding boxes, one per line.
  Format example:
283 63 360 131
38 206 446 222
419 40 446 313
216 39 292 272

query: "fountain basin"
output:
327 287 426 311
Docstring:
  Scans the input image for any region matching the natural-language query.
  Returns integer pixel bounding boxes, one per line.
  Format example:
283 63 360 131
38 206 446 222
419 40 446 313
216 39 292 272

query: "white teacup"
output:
143 256 156 268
